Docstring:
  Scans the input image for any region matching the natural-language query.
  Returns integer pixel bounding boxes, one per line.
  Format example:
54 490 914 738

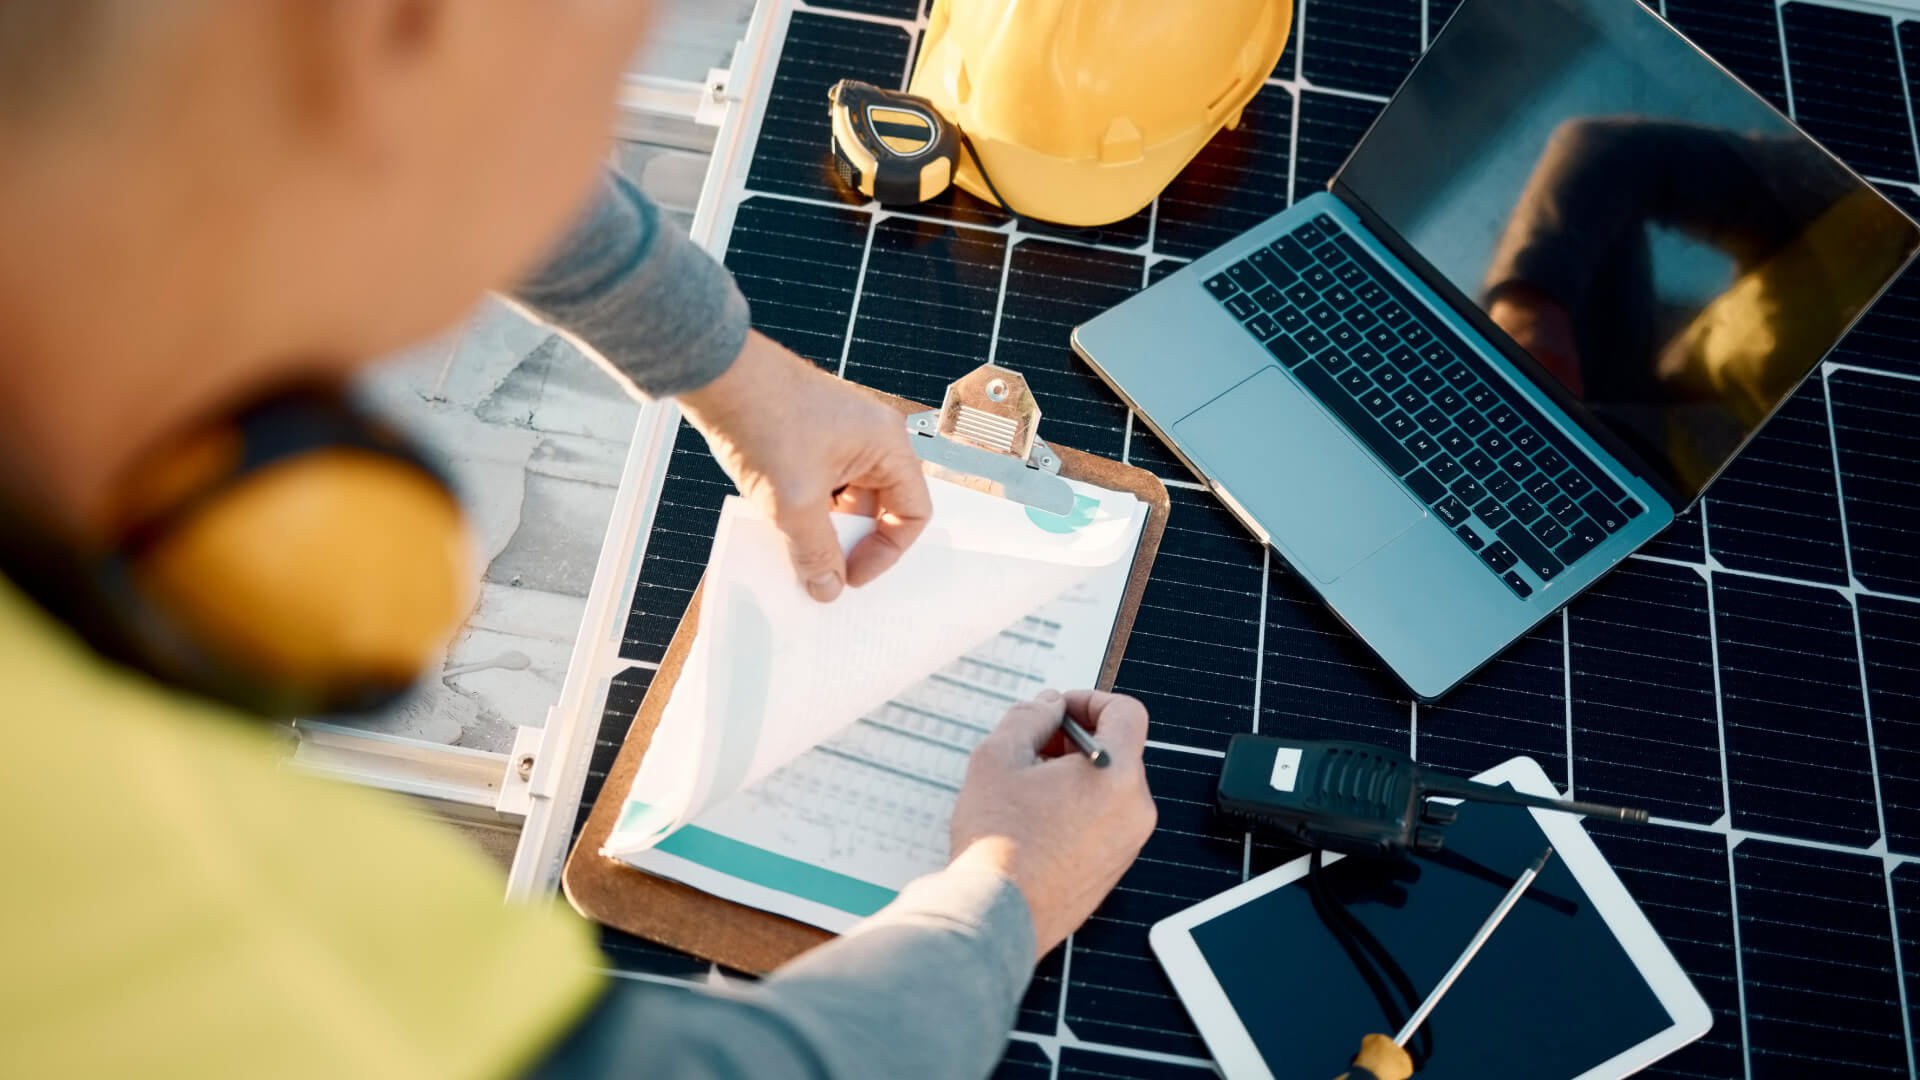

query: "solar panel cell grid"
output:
574 1 1920 1072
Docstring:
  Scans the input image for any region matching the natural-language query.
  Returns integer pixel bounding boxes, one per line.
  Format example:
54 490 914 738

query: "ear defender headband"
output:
8 388 473 717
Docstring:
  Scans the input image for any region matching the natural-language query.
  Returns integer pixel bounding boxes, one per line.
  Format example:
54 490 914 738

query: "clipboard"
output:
563 364 1171 974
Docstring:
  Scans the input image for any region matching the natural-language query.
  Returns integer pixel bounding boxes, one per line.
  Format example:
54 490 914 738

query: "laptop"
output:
1073 0 1920 700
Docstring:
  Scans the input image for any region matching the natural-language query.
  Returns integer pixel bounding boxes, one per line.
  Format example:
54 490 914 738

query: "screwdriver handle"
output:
1333 1034 1414 1080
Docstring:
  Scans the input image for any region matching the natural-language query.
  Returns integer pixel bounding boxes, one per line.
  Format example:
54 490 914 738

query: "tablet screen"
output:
1187 798 1673 1077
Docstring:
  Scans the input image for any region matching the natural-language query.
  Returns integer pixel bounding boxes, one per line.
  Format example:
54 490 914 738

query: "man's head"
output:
0 0 655 529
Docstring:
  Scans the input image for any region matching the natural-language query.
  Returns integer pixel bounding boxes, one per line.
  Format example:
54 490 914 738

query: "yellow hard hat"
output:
909 0 1294 227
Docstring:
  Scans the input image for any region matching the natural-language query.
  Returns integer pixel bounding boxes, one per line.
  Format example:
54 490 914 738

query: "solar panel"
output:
575 1 1920 1075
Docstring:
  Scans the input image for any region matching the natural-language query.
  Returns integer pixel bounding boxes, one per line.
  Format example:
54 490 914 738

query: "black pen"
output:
1062 716 1111 768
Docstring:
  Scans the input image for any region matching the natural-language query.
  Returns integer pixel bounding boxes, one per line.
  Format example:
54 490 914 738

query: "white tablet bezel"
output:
1147 756 1713 1080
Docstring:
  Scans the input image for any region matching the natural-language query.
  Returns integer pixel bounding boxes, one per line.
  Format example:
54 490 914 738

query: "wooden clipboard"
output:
563 366 1171 974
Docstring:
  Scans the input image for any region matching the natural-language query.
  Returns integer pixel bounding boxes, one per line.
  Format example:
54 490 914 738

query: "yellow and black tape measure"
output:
827 79 960 205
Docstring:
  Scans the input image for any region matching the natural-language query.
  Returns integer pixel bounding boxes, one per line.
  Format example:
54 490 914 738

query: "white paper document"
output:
603 475 1147 931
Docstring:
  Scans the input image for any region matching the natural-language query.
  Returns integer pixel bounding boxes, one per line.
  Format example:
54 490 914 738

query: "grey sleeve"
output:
508 169 753 400
534 866 1037 1080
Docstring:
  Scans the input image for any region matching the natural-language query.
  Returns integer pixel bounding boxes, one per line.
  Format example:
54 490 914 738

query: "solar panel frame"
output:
554 1 1920 1075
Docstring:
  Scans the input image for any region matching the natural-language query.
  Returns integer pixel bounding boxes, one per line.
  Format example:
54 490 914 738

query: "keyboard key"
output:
1265 336 1307 367
1324 286 1356 310
1387 347 1422 373
1336 261 1368 288
1619 497 1645 520
1349 343 1387 370
1501 571 1533 599
1581 494 1626 533
1303 265 1335 291
1463 383 1496 410
1406 432 1441 460
1274 306 1308 334
1480 542 1517 573
1205 273 1238 299
1291 220 1326 247
1306 302 1341 329
1451 476 1488 506
1356 281 1387 307
1328 323 1360 351
1431 456 1464 484
1560 471 1591 498
1248 247 1289 282
1363 326 1397 353
1227 293 1259 319
1455 411 1490 437
1320 349 1354 375
1312 212 1340 236
1417 407 1451 434
1285 281 1318 307
1556 519 1604 564
1382 411 1418 440
1392 385 1426 412
1547 495 1582 525
1496 521 1564 580
1439 429 1473 455
1336 366 1370 394
1360 388 1394 416
1252 284 1285 310
1298 327 1331 355
1433 388 1468 414
1419 342 1453 367
1433 496 1471 526
1510 427 1542 454
1456 524 1485 551
1411 368 1445 394
1443 363 1476 389
1292 361 1416 475
1478 431 1513 459
1531 519 1568 548
1401 322 1431 348
1271 236 1314 270
1377 301 1410 325
1512 492 1547 523
1406 468 1446 503
1245 313 1278 339
1373 367 1405 392
1461 450 1497 478
1488 405 1521 431
1347 306 1379 333
1227 261 1266 291
1501 450 1534 479
1534 448 1569 476
1486 472 1519 501
1476 500 1512 527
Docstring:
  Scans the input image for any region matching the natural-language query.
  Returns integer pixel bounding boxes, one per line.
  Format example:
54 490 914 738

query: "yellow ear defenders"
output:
2 387 473 717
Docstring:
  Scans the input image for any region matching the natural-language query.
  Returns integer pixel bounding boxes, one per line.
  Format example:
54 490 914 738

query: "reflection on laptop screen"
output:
1336 0 1920 499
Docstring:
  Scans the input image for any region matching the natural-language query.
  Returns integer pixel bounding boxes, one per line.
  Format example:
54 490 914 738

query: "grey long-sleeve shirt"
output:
510 172 1037 1080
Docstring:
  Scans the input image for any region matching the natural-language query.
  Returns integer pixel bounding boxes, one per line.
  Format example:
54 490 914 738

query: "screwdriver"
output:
1334 846 1555 1080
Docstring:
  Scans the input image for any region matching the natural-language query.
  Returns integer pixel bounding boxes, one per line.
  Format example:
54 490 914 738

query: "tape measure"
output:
827 80 961 206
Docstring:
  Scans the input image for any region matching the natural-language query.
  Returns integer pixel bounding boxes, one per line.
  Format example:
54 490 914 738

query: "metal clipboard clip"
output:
906 364 1075 517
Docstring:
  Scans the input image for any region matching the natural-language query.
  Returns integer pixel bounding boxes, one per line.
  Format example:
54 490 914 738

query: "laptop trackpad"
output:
1174 367 1423 583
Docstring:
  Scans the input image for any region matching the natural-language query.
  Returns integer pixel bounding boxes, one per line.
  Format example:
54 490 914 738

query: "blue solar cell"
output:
1705 380 1849 586
1831 370 1920 596
1664 0 1792 115
1863 596 1920 855
1303 0 1422 97
1418 619 1569 784
1781 3 1918 182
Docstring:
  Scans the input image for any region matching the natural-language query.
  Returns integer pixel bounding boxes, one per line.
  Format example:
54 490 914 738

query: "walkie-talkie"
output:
1217 735 1647 856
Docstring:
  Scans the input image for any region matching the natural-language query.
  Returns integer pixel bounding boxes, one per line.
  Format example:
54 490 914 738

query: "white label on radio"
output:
1269 747 1304 792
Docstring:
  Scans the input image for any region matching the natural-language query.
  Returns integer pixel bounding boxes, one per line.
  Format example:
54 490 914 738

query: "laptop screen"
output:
1335 0 1920 500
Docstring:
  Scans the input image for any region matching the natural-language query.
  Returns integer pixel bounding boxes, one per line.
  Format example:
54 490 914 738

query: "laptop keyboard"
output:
1202 213 1645 599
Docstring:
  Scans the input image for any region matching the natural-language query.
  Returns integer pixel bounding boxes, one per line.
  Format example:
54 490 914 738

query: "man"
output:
0 2 1157 1077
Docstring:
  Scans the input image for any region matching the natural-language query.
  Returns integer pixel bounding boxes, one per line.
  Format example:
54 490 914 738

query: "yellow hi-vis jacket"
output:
0 575 602 1077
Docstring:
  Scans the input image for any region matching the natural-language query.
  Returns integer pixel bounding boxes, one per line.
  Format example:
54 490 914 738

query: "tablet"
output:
1149 756 1711 1079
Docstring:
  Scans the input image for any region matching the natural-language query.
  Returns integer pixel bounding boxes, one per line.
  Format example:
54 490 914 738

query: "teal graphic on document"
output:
1026 494 1099 534
616 801 897 916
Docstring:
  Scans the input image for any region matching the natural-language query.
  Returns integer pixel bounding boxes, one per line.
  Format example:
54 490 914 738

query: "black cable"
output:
955 129 1111 245
1307 850 1436 1069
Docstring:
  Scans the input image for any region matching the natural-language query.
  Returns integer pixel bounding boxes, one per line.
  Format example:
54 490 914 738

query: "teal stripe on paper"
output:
616 801 897 916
